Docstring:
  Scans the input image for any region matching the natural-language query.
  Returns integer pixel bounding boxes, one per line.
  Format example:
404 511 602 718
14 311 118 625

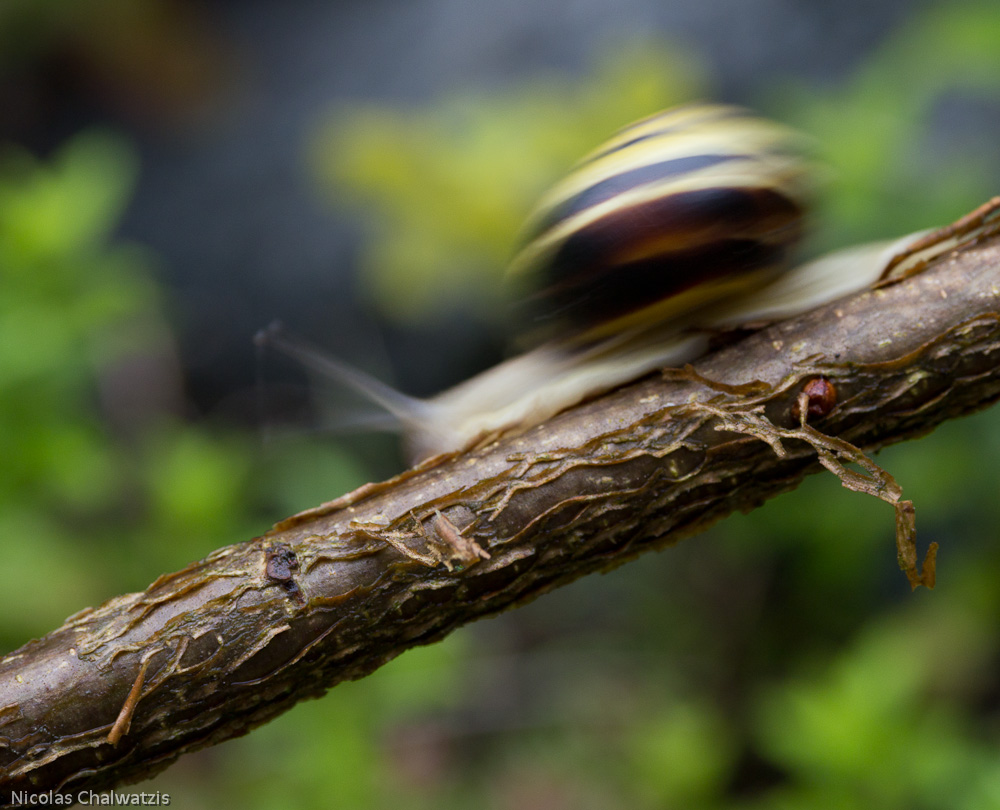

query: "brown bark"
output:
3 219 1000 803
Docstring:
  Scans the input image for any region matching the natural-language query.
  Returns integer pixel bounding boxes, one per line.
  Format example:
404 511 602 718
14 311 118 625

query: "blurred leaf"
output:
753 601 1000 808
0 508 103 645
0 131 137 263
627 698 737 806
141 425 251 533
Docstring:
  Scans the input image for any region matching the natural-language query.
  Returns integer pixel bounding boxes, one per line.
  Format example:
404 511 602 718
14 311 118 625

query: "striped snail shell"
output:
508 104 814 346
266 103 929 463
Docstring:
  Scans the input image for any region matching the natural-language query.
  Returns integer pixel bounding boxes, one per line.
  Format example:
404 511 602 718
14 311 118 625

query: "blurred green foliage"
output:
0 131 171 641
782 2 1000 250
0 131 353 635
5 1 1000 809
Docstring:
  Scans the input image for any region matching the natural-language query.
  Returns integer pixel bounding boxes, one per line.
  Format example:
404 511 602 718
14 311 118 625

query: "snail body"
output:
269 104 936 463
404 232 917 461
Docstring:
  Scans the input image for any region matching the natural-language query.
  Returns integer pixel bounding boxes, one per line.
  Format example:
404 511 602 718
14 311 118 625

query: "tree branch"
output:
3 219 1000 802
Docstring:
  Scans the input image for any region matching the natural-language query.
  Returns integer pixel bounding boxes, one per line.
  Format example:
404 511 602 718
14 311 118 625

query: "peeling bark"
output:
3 216 1000 802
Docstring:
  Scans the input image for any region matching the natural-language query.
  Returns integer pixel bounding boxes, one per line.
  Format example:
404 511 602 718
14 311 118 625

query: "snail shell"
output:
509 104 814 345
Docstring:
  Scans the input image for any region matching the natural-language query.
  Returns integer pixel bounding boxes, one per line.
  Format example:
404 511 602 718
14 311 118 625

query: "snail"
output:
262 103 969 463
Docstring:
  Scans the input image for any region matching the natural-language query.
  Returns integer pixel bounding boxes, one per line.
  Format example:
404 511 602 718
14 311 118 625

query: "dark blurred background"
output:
4 1 1000 808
